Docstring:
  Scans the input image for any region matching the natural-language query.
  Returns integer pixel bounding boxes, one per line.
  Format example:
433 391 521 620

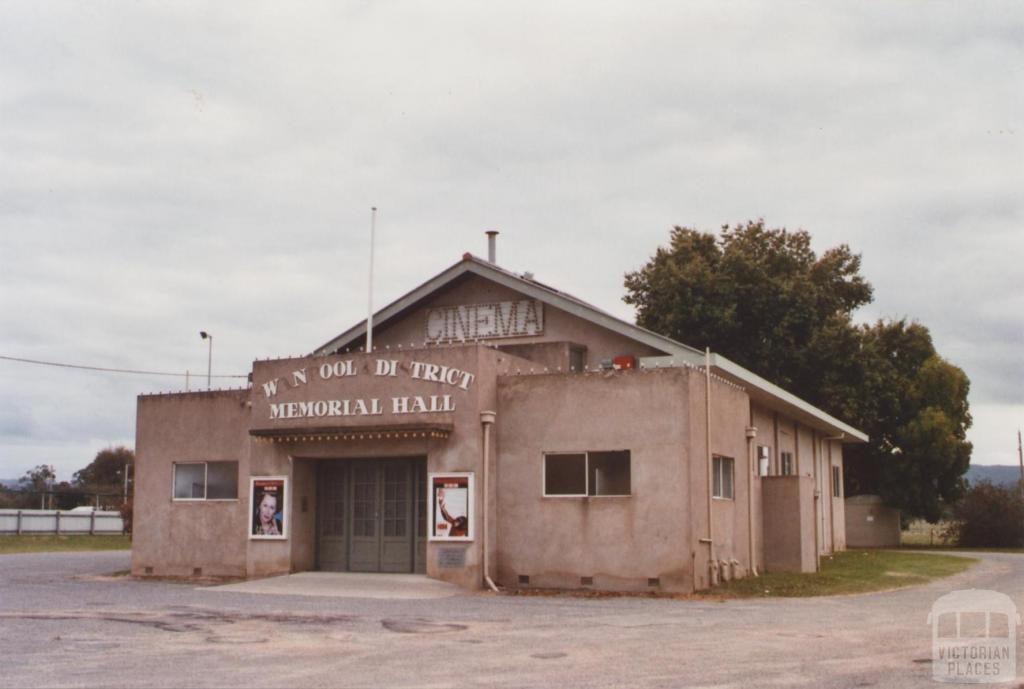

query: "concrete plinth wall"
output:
845 495 900 548
761 475 816 573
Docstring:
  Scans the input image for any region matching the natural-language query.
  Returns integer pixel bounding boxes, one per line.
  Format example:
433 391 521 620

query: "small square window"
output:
569 347 586 373
544 454 587 495
756 446 770 477
780 452 794 476
173 463 206 499
713 456 734 499
207 462 239 499
588 451 630 496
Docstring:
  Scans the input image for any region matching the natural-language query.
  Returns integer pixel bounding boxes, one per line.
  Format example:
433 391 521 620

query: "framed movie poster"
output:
428 472 474 541
249 476 287 540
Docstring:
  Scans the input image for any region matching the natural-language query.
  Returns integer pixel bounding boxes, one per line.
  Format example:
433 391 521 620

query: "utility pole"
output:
199 331 213 390
1017 429 1023 499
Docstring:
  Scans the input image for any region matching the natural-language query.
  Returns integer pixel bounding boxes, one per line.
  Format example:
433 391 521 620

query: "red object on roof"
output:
462 252 473 260
613 355 636 370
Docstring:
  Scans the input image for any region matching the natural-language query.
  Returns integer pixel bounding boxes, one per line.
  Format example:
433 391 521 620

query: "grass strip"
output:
706 549 975 598
0 534 131 554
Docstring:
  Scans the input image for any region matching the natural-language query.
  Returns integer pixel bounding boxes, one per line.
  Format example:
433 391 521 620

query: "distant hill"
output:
0 479 20 489
966 465 1022 488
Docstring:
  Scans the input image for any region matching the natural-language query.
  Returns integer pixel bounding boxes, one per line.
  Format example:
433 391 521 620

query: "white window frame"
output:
712 455 735 500
756 445 770 477
832 465 842 497
172 461 239 502
542 451 631 498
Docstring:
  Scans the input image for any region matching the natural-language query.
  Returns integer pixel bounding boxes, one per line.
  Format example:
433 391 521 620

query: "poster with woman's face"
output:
250 477 287 539
429 473 473 541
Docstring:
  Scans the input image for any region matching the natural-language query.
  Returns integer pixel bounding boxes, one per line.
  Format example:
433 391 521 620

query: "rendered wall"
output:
845 495 899 548
827 439 847 552
495 368 693 592
132 344 521 587
761 475 816 573
687 370 755 588
749 404 853 564
132 389 252 577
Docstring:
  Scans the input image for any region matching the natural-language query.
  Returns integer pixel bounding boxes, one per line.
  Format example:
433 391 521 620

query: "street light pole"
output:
199 331 213 390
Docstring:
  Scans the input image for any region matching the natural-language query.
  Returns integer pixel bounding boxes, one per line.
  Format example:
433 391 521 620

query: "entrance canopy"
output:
250 423 454 444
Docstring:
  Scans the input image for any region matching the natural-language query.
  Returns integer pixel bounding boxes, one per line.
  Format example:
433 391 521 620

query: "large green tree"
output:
844 321 972 521
624 221 872 396
624 221 971 521
74 446 134 494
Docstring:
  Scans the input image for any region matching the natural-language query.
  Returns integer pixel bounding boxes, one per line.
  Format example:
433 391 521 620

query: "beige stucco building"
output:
132 247 867 592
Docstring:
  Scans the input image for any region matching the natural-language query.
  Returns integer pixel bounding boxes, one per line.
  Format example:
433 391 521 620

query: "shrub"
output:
119 499 133 537
945 481 1024 548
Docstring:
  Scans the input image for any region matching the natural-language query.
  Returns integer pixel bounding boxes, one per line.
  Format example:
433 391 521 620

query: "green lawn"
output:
0 534 131 554
705 549 976 598
899 544 1024 554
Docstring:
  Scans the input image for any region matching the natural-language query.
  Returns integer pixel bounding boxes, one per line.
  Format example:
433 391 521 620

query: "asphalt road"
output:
1 550 1022 688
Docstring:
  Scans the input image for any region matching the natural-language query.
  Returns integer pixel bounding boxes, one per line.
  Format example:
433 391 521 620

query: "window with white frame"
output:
173 461 239 500
544 451 630 496
712 455 734 499
756 445 770 477
832 466 842 497
780 451 794 476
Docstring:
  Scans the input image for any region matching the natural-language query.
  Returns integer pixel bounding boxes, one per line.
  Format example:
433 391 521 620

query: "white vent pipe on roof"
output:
486 230 499 264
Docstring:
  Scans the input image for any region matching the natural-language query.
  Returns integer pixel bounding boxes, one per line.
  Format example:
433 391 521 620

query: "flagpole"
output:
366 207 377 353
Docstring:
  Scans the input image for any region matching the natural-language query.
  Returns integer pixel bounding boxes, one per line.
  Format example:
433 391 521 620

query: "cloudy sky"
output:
1 2 1021 481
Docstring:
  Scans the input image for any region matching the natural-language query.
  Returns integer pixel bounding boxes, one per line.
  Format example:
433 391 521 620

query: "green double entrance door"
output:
317 458 427 574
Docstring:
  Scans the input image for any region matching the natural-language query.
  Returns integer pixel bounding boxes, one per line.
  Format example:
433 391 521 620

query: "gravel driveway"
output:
0 550 1021 688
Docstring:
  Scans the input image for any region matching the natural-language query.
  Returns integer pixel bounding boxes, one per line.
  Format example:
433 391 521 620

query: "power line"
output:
0 355 248 379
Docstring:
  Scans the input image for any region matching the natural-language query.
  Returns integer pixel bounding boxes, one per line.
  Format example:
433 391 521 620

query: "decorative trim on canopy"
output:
250 423 453 444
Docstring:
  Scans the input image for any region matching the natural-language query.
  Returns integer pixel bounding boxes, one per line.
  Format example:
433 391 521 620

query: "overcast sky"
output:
1 2 1021 481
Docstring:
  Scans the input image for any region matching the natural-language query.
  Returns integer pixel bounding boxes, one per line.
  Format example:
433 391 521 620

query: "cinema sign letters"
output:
259 358 475 421
425 300 542 343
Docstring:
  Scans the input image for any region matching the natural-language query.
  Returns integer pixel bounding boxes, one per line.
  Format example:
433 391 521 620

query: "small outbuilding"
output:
844 494 901 548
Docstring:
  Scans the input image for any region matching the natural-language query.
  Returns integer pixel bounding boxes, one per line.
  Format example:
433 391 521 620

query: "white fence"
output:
0 509 124 535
